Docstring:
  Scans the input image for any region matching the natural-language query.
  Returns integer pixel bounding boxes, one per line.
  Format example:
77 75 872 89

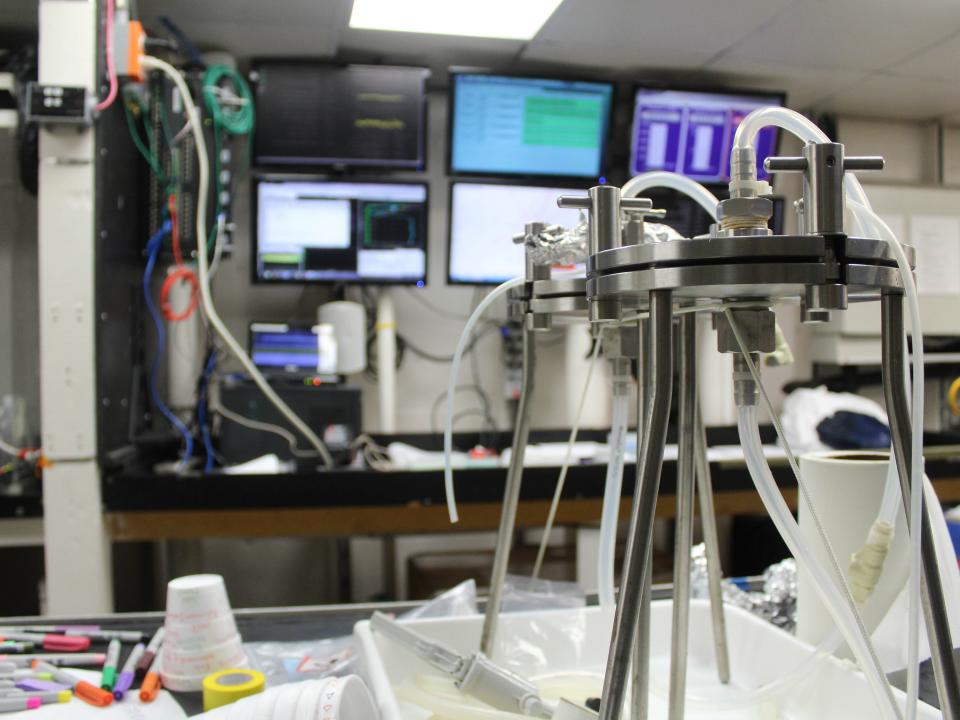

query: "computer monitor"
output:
253 62 429 169
249 323 320 374
449 72 614 179
253 177 428 284
447 181 586 285
629 86 785 183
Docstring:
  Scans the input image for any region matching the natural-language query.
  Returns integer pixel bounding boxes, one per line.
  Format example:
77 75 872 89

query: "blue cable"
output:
197 349 217 472
143 221 194 466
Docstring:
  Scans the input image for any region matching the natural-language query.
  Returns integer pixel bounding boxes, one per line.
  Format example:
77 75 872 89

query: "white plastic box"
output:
355 599 939 719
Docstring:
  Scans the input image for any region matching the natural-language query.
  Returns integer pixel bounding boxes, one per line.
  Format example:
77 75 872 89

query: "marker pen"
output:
65 629 144 643
136 628 163 678
138 655 161 703
0 633 89 652
15 679 68 693
112 642 144 700
100 639 121 691
18 690 71 705
0 642 34 653
1 654 106 668
0 695 42 713
0 670 53 681
32 661 112 707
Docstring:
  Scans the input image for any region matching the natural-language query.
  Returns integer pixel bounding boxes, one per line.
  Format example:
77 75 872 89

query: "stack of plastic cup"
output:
190 676 378 719
160 574 246 692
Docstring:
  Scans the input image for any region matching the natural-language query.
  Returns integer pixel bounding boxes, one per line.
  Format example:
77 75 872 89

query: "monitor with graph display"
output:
449 73 614 179
253 178 428 284
629 86 784 183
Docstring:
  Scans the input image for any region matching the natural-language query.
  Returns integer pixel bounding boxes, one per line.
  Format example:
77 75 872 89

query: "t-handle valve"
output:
764 142 884 235
558 186 654 255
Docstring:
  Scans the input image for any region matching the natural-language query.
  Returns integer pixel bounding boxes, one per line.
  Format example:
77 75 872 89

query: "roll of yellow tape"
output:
202 668 266 711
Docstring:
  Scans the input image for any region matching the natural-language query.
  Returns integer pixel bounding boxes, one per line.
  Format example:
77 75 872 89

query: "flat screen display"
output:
629 87 783 183
250 324 319 373
448 181 586 284
254 178 428 284
450 73 613 179
253 62 428 169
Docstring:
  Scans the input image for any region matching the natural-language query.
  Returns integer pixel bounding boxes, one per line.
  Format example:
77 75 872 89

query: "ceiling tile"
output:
339 28 524 68
521 0 793 70
814 72 960 120
705 56 868 109
722 0 960 72
887 31 960 82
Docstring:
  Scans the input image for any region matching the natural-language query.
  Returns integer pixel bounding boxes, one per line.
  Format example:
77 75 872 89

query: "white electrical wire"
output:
139 54 335 469
530 333 603 579
212 401 320 459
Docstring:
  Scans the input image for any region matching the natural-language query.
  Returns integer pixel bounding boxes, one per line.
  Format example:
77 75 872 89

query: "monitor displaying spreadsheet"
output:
629 87 784 183
253 178 428 284
448 181 586 284
449 73 614 179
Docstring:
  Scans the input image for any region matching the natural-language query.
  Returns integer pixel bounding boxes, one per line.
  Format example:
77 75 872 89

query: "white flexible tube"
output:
597 382 629 609
620 170 721 216
139 55 335 468
443 277 526 523
734 106 922 717
738 406 901 720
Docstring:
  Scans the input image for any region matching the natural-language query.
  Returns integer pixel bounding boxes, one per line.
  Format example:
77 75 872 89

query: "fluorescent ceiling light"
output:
348 0 564 40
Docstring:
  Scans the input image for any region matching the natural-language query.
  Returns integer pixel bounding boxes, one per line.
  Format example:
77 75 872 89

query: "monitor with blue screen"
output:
250 323 319 374
450 73 614 179
253 178 428 284
629 87 784 183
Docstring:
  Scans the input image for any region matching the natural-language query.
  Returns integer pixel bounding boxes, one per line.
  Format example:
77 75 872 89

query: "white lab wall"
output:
212 91 611 434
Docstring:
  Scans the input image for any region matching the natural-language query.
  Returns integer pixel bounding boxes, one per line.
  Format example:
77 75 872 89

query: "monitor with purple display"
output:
629 87 784 184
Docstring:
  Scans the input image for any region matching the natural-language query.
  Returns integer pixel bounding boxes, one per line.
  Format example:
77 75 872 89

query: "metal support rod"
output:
481 325 536 655
632 318 651 719
668 314 696 720
694 397 731 684
880 292 960 718
599 290 674 720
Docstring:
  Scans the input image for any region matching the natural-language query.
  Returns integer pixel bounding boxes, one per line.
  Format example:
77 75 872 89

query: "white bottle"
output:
315 324 338 375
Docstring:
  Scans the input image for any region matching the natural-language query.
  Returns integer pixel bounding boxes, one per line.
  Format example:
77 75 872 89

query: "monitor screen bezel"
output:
251 173 431 286
447 68 617 182
628 82 788 184
251 60 431 171
445 177 592 286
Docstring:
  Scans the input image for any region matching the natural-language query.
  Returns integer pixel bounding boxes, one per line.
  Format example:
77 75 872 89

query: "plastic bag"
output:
245 579 478 687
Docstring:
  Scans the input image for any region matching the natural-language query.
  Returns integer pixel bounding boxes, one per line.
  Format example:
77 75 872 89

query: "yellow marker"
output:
202 669 265 711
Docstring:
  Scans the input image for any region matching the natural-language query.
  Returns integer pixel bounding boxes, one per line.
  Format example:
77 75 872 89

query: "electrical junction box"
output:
25 82 90 124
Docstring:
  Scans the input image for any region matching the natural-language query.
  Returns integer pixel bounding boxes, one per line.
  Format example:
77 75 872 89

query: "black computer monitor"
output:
253 62 429 169
253 177 428 284
447 180 587 285
449 72 614 180
629 85 785 183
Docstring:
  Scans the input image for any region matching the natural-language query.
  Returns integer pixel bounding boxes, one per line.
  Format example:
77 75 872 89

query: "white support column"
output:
38 0 112 614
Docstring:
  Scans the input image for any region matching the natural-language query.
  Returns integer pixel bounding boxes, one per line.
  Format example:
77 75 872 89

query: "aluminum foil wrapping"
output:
524 218 589 266
690 543 797 632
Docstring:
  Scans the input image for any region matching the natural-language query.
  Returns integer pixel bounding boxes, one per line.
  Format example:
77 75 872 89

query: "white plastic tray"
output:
355 599 939 719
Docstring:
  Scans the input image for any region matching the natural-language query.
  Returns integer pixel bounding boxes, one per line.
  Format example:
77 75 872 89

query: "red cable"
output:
94 0 118 113
168 195 184 267
160 266 200 322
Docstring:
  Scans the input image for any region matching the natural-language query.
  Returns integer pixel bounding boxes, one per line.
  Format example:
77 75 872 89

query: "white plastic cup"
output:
165 575 234 624
165 613 239 650
188 676 378 719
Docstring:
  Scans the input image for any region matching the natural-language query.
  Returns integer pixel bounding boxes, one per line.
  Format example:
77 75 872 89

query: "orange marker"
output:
138 656 161 703
32 661 113 707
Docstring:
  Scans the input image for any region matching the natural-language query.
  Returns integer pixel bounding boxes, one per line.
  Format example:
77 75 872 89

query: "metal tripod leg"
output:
667 313 696 720
694 395 731 684
599 290 674 720
881 292 960 719
481 325 536 656
632 318 651 719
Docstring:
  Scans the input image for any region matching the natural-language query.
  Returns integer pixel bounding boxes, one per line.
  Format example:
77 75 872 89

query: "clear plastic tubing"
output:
738 405 901 720
597 381 630 609
443 276 527 523
735 106 921 717
620 171 720 218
